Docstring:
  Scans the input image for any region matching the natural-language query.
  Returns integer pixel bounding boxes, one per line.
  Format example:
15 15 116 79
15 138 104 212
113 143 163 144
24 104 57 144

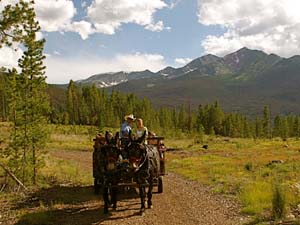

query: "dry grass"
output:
166 136 300 219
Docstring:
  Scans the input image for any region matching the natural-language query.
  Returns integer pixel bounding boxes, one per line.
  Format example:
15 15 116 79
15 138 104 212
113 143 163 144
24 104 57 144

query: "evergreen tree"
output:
0 71 7 121
263 106 272 138
0 0 31 47
294 116 300 138
4 1 50 184
273 115 281 138
178 104 187 132
67 80 80 124
196 104 204 131
281 118 288 139
255 117 263 138
16 3 49 184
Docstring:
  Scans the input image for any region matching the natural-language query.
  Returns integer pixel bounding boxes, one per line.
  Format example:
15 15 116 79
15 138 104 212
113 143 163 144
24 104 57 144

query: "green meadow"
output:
1 122 300 223
166 136 300 220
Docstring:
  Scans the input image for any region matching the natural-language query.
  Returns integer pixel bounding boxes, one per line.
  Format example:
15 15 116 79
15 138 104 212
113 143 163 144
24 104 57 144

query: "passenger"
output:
120 114 135 145
136 118 148 144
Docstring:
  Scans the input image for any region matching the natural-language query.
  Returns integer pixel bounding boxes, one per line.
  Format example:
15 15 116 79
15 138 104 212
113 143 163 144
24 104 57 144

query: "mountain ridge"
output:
76 47 296 88
65 47 300 116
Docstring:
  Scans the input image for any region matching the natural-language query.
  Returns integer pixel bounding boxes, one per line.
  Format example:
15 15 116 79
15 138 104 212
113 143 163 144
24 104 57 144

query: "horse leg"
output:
111 186 118 210
139 185 146 214
103 186 109 214
147 177 153 209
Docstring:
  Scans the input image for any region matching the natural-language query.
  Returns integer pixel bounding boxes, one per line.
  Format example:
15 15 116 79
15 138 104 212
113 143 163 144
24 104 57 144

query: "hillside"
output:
79 47 299 116
3 47 300 117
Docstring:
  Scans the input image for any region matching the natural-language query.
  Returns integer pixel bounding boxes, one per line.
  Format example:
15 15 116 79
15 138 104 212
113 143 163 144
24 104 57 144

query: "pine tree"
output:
263 106 272 138
4 1 50 185
178 104 187 132
196 104 204 132
294 116 300 138
0 0 31 47
16 3 49 184
273 115 281 138
255 116 263 138
281 118 288 139
67 80 79 124
0 71 7 121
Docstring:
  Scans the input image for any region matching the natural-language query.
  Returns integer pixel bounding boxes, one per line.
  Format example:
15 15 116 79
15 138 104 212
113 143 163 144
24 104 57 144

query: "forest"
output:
1 75 300 139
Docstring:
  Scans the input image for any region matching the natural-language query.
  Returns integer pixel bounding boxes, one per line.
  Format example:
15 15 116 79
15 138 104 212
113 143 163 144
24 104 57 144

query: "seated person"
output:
136 118 148 144
120 114 135 146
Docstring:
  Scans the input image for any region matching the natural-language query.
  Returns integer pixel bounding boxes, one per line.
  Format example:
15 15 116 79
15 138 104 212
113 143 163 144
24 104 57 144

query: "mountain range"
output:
74 47 300 116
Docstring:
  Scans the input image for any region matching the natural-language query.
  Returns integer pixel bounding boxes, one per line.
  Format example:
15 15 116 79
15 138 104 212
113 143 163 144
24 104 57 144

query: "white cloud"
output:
87 0 169 35
69 21 95 40
168 0 182 9
81 1 87 8
145 21 171 32
198 0 300 57
0 46 23 69
34 0 76 32
45 53 167 84
53 51 61 56
1 0 169 39
175 57 192 65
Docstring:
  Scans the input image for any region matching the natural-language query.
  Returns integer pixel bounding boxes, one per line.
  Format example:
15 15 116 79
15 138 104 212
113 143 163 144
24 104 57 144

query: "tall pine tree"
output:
4 1 50 185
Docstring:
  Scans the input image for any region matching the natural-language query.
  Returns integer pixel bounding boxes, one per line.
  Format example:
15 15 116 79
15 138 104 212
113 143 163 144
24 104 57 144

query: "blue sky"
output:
1 0 300 84
43 0 224 71
51 0 222 59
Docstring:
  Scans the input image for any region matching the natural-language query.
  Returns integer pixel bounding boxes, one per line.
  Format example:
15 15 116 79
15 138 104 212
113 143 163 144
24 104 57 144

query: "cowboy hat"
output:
124 114 136 121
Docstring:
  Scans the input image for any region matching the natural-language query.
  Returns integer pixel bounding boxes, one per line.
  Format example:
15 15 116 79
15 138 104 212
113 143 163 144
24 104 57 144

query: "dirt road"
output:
9 150 249 225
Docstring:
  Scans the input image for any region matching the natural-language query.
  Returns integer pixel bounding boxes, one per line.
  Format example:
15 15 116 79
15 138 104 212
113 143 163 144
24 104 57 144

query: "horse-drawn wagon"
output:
92 133 166 194
93 131 166 213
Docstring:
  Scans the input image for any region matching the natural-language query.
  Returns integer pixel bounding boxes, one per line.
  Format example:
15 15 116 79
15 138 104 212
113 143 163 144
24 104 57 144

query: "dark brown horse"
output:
101 131 121 214
126 131 161 215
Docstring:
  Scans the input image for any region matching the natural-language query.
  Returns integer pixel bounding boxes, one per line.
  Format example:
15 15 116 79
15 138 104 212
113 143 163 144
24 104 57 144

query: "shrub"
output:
244 162 253 171
272 181 286 220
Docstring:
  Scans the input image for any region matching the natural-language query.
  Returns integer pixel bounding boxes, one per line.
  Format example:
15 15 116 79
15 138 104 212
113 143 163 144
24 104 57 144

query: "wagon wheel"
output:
157 176 163 193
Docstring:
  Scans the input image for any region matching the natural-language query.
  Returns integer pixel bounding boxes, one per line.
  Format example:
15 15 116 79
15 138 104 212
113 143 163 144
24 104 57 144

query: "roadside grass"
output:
39 155 92 188
45 124 119 152
1 123 96 224
0 153 93 225
46 133 93 152
166 136 300 221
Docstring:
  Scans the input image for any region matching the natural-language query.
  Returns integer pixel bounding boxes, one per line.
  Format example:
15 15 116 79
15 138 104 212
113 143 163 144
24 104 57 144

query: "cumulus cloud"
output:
168 0 182 9
68 21 95 40
1 0 169 39
81 1 87 8
34 0 96 39
175 57 192 65
45 53 167 84
145 21 171 32
34 0 77 32
87 0 168 35
198 0 300 57
0 46 23 69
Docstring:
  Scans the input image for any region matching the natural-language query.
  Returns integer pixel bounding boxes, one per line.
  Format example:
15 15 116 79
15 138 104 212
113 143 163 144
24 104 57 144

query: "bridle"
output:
128 143 148 172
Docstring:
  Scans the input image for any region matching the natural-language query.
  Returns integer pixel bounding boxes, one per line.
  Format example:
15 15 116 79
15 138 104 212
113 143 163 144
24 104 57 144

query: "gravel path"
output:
0 150 248 224
96 173 246 225
47 150 248 225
